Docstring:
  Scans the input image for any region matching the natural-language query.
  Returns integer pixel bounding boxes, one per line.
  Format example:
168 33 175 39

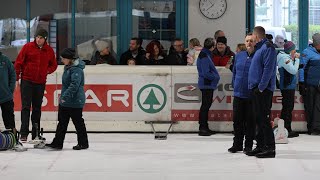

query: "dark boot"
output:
73 144 89 150
288 131 299 138
243 147 252 154
228 145 243 153
198 128 215 136
245 146 263 156
45 143 63 150
255 148 276 158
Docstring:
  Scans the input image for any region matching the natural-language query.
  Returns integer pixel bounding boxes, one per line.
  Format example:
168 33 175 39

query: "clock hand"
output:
206 3 215 11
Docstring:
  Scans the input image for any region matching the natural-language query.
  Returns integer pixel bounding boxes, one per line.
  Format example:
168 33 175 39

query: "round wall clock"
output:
199 0 227 19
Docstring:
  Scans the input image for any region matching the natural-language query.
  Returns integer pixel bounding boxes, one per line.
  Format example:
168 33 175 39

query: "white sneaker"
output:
13 142 27 152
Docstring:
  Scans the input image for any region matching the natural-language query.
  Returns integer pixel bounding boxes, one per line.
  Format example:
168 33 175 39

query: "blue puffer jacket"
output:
232 51 254 98
0 52 16 104
277 51 299 90
299 45 320 86
60 59 86 108
248 39 277 91
197 48 220 90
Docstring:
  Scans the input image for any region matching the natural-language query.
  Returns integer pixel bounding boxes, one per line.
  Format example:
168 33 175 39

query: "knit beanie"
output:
95 40 109 52
312 33 320 46
284 41 296 54
216 36 227 45
35 29 48 40
61 48 76 59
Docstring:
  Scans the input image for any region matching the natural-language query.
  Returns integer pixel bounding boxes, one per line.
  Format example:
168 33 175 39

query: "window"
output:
255 0 299 48
75 0 117 61
309 0 320 43
30 0 72 60
0 1 26 62
132 0 176 52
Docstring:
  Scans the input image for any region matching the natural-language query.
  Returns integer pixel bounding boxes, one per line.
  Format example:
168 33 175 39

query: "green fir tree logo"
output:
143 89 160 111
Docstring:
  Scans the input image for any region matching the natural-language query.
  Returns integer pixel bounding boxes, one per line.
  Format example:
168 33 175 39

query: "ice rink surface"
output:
1 133 319 180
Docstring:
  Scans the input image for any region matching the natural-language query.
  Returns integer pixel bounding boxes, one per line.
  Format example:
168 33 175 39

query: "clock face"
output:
199 0 227 19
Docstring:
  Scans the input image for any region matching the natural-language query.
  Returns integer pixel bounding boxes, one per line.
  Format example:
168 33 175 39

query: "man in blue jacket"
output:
247 26 277 158
197 38 220 136
228 32 256 153
298 33 320 135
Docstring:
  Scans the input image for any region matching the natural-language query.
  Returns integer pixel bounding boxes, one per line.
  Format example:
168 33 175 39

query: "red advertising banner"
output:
14 84 132 112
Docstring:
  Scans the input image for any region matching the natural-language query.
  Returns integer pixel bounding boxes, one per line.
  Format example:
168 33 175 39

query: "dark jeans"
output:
199 89 214 130
253 89 275 149
20 80 45 138
305 86 320 132
280 89 295 132
0 100 15 129
232 97 255 148
52 106 88 147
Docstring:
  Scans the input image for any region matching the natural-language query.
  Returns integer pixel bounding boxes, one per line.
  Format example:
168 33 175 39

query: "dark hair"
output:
131 37 143 46
266 34 273 40
146 40 164 59
172 38 183 45
214 30 224 40
237 43 246 51
203 38 215 49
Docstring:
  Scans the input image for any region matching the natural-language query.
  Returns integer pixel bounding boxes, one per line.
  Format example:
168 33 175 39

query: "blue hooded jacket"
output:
0 52 16 104
60 59 86 108
232 50 254 98
248 39 277 92
197 48 220 90
299 45 320 86
277 51 299 90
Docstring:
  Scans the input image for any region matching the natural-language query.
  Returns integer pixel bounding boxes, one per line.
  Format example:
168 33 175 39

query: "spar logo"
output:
137 84 166 114
13 84 132 112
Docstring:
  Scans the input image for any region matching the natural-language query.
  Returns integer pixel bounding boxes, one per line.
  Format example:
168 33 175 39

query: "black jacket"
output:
90 51 117 65
119 47 146 65
165 51 187 65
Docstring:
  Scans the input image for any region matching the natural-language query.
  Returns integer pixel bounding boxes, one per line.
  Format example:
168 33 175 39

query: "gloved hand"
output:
253 87 262 95
298 82 306 96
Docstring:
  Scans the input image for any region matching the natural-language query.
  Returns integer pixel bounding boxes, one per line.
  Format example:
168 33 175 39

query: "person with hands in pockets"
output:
46 48 89 150
247 26 277 158
196 38 220 136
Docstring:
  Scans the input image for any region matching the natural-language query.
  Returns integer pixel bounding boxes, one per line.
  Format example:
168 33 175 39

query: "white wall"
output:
188 0 246 52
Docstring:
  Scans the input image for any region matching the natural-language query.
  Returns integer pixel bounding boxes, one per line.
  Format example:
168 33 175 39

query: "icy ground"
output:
0 133 320 180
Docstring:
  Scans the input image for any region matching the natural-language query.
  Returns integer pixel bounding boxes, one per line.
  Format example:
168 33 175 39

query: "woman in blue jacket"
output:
276 41 300 138
46 48 89 150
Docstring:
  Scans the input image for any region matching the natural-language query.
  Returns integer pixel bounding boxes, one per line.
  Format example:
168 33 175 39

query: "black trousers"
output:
52 106 88 147
305 86 320 132
232 97 255 148
252 89 275 149
280 89 295 132
0 100 15 129
199 89 214 130
20 80 45 138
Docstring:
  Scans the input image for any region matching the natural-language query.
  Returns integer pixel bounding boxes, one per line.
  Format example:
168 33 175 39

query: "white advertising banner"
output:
7 65 306 132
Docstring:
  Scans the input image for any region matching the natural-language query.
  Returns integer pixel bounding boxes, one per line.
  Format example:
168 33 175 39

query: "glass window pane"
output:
0 1 26 62
76 0 117 62
132 0 176 52
309 0 320 44
31 0 72 61
255 0 299 49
